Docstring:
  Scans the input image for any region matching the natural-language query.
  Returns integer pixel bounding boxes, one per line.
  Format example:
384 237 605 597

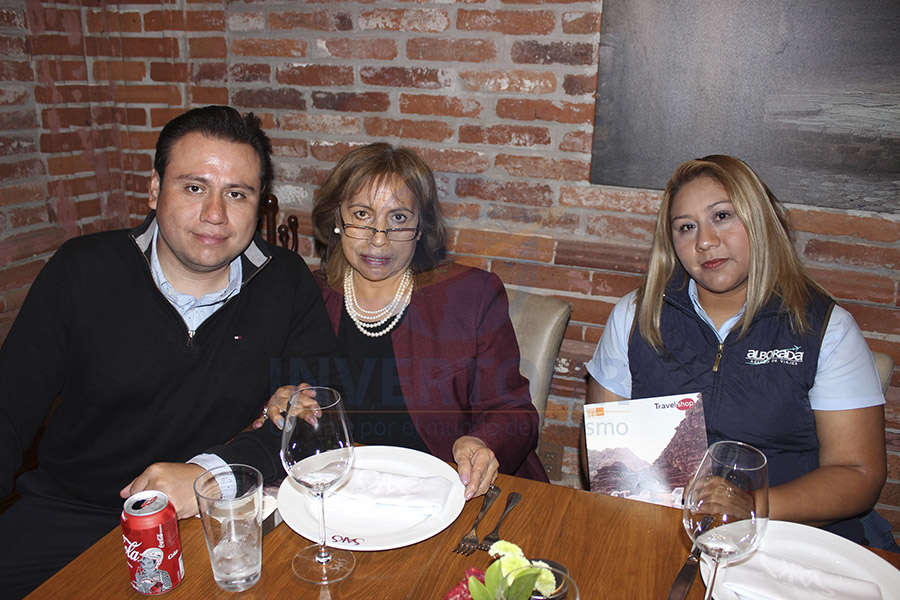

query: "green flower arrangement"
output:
467 541 556 600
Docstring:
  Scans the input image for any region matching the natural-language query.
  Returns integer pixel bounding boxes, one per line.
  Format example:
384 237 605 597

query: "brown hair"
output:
311 143 447 287
636 154 827 349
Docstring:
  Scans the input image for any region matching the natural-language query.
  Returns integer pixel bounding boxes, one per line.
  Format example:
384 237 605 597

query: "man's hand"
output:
452 435 499 501
120 462 207 519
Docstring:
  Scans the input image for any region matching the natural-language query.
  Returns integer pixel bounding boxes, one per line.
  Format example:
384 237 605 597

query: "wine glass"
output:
682 440 768 600
280 386 355 584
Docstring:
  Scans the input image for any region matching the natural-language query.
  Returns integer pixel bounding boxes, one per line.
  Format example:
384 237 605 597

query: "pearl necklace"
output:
343 268 413 338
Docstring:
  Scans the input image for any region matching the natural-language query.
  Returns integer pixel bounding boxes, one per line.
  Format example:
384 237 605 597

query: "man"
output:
0 106 338 598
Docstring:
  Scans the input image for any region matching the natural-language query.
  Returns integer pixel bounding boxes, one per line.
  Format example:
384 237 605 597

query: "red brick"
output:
229 63 270 83
0 287 29 313
0 60 32 81
806 266 896 305
30 33 82 56
309 141 364 163
7 204 48 228
147 61 187 82
0 86 28 106
563 73 597 96
459 69 556 94
86 10 141 33
804 239 900 271
0 109 37 131
359 8 449 32
33 59 87 81
416 147 490 174
494 261 592 294
448 254 489 271
41 129 115 153
556 239 650 275
93 60 145 81
74 197 101 220
0 8 24 29
122 152 152 173
143 10 224 31
495 154 588 182
26 6 82 32
562 11 602 34
880 481 900 507
0 227 68 265
440 202 481 220
559 185 662 215
150 108 188 128
363 117 452 142
407 38 496 63
86 37 179 58
271 137 309 159
360 66 446 89
113 84 181 105
189 37 226 59
0 182 44 208
540 422 581 448
590 272 643 299
269 10 353 31
276 64 353 86
399 93 481 118
458 9 555 34
0 259 44 293
194 62 226 83
0 157 43 181
453 229 554 263
842 302 900 335
121 131 159 151
455 178 553 207
487 205 579 232
47 151 112 177
233 87 306 110
511 40 595 65
788 208 899 244
586 213 656 245
459 124 550 147
231 38 306 58
279 113 360 134
190 86 227 105
496 98 593 124
559 131 592 153
312 91 389 113
322 38 397 60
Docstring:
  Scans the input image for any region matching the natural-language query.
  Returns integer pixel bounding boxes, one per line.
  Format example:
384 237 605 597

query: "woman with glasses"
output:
258 143 547 499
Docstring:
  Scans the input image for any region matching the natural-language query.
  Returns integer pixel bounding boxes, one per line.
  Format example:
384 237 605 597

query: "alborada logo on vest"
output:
745 345 804 366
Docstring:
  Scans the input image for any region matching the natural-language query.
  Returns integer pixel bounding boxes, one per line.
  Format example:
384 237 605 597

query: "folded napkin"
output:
327 468 452 516
724 550 883 600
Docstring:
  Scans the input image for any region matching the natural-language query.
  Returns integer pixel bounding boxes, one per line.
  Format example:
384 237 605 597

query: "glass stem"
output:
704 557 721 600
316 492 331 565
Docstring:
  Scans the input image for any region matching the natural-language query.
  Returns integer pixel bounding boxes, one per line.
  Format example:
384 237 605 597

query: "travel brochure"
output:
583 392 707 508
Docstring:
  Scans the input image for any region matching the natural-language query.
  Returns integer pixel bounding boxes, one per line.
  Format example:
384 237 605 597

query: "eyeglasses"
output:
339 215 418 242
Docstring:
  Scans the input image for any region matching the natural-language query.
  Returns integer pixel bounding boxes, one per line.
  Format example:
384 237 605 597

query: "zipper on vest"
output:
712 343 723 372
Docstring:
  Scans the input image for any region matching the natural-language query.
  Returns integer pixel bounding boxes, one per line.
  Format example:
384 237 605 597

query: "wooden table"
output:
27 473 900 599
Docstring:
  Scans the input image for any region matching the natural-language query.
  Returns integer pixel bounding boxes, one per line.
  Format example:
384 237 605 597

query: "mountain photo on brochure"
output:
584 393 707 508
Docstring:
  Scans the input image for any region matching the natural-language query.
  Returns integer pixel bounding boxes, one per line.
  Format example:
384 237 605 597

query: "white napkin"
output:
326 468 452 517
724 550 883 600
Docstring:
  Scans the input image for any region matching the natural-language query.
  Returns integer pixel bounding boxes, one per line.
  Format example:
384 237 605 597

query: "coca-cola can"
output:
121 490 184 595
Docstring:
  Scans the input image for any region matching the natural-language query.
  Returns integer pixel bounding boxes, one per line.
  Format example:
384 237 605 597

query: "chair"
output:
505 288 571 436
873 350 894 394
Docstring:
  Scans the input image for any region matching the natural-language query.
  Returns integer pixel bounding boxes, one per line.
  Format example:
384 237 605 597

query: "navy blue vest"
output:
629 276 864 543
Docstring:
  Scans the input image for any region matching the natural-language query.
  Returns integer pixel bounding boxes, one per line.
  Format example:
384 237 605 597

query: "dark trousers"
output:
0 485 120 600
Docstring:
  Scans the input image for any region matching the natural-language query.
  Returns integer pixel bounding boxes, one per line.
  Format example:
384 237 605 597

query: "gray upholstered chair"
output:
505 288 571 437
873 350 894 394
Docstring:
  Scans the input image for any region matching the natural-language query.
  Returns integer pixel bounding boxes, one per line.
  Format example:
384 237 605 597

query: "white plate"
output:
700 520 900 600
277 445 465 551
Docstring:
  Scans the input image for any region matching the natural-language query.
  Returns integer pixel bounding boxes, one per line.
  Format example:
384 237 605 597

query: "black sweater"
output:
0 214 339 509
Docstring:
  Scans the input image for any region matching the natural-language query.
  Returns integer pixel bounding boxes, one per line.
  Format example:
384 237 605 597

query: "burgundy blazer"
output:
318 263 548 482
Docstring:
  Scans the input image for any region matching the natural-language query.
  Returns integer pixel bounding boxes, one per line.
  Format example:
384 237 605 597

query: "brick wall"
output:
1 1 898 540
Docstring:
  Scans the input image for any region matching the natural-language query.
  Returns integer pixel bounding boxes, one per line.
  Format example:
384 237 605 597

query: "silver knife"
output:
666 545 701 600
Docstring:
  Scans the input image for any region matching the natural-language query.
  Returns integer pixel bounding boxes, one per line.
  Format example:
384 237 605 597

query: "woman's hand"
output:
452 435 499 501
251 384 319 430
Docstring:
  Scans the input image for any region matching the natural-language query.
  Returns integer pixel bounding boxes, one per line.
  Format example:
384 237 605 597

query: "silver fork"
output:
453 484 501 556
477 491 522 551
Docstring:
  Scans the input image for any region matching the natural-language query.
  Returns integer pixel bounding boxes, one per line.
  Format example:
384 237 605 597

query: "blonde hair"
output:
636 155 827 349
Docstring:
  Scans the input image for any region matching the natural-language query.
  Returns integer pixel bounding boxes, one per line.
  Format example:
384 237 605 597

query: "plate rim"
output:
277 445 465 551
700 520 900 600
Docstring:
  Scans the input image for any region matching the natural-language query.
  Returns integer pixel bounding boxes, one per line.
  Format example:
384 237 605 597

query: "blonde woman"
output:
586 155 887 545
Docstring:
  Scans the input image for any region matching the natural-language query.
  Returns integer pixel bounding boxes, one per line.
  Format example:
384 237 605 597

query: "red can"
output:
121 490 184 595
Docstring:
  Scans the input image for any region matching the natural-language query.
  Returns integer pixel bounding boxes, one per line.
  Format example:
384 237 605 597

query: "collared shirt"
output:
150 224 242 336
585 280 884 410
149 224 243 478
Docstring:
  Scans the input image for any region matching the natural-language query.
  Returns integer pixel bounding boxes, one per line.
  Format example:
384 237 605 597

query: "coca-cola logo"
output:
123 535 142 562
331 534 363 546
676 397 695 410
